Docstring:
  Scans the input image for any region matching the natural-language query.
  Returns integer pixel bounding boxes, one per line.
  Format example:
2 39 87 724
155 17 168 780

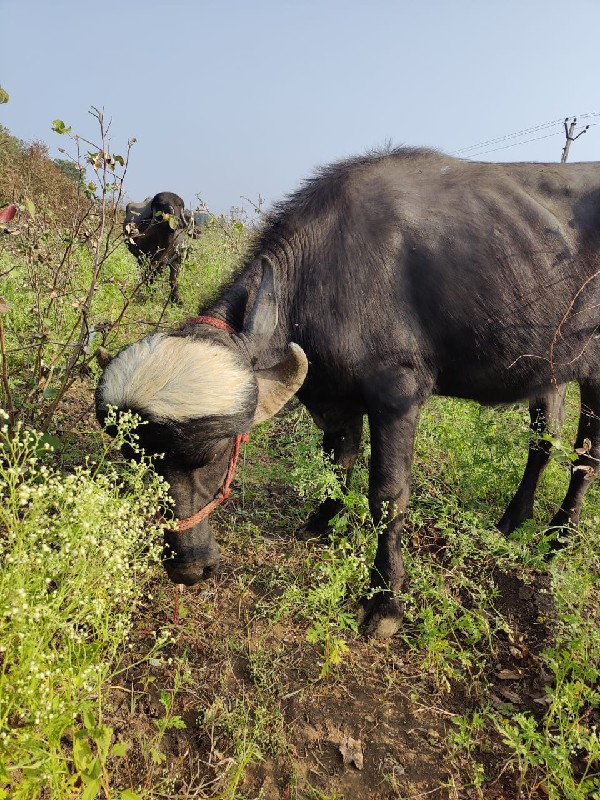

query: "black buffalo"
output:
123 191 187 304
98 148 600 638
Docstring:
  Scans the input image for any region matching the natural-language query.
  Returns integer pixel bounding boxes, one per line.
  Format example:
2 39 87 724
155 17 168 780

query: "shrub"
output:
0 409 170 799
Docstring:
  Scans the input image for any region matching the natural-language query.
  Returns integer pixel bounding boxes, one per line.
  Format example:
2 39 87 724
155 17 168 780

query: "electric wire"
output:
452 113 600 159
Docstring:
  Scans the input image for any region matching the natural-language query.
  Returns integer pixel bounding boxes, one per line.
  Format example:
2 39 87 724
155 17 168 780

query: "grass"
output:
228 397 600 797
492 527 600 800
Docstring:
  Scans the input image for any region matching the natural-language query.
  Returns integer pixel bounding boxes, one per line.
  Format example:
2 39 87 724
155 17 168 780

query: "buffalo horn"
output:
253 343 308 425
95 346 113 369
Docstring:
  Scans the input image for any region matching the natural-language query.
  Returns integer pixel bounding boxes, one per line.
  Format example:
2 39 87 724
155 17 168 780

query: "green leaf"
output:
23 197 36 219
37 433 60 453
177 600 188 619
83 758 101 781
73 734 94 771
81 777 101 800
111 742 129 757
95 724 113 760
166 715 187 731
150 747 166 764
0 86 9 104
51 119 72 135
43 385 59 401
306 624 323 644
160 212 179 231
113 154 125 166
81 758 102 784
82 706 96 731
120 790 143 800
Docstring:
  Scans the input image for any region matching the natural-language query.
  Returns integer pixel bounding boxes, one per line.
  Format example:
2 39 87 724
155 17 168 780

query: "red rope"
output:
186 315 235 334
173 313 248 531
176 432 249 531
172 432 248 624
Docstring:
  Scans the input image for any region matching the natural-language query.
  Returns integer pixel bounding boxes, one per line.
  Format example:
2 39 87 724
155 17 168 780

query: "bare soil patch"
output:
100 532 558 799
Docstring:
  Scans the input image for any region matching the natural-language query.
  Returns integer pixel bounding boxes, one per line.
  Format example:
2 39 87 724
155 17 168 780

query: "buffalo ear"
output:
242 257 278 358
95 346 113 369
253 343 308 425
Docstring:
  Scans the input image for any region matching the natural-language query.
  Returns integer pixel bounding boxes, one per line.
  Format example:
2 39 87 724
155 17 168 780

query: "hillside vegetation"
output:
0 116 599 800
0 124 85 228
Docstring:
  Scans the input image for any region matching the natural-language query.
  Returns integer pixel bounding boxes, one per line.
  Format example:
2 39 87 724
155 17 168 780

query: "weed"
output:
200 697 272 800
492 526 600 799
0 409 170 799
267 475 377 678
70 705 138 800
147 660 190 767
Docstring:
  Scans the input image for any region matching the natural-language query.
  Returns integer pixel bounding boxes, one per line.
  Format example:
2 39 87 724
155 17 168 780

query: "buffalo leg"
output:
548 383 600 547
497 385 566 535
300 416 364 539
142 260 157 286
168 256 182 305
359 390 422 639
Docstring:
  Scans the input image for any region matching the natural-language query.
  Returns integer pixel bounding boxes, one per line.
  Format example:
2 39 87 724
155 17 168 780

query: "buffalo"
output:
123 191 188 304
98 147 600 638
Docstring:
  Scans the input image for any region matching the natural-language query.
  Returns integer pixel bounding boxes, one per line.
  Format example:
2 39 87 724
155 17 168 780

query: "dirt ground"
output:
103 526 559 800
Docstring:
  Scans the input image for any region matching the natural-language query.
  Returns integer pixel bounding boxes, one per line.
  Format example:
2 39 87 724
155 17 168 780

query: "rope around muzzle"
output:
175 431 250 532
171 432 249 625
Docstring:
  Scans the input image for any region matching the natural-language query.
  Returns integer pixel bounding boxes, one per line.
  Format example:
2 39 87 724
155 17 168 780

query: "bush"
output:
0 409 170 799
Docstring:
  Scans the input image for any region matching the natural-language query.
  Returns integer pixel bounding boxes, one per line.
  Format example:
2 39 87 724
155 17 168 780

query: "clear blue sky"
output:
2 0 599 215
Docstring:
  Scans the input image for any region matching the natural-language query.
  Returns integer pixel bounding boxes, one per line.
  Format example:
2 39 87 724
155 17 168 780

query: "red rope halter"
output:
186 315 235 334
176 432 249 531
174 315 248 532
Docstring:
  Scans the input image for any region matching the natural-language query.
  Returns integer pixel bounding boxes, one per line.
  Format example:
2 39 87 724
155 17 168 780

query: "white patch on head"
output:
100 333 254 421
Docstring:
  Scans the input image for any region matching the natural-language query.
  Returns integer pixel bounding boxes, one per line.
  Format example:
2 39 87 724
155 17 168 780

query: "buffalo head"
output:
95 261 308 584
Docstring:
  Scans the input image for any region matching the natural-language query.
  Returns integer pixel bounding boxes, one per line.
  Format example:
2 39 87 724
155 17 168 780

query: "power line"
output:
466 131 564 158
452 118 564 155
451 113 600 159
575 111 600 121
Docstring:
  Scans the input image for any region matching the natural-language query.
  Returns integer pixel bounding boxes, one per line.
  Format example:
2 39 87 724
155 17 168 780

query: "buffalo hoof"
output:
297 498 343 541
496 515 515 536
496 506 532 536
357 593 404 639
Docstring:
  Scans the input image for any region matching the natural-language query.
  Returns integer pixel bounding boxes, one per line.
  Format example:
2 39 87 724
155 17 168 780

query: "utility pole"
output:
561 117 589 163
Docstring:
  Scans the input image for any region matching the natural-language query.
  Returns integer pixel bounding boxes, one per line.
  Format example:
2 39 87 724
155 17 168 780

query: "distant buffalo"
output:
123 192 188 304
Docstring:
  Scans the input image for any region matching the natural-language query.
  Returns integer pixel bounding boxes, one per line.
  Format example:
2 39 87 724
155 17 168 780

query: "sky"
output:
2 0 600 216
